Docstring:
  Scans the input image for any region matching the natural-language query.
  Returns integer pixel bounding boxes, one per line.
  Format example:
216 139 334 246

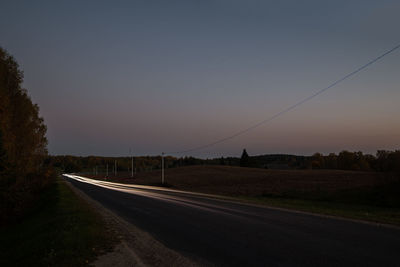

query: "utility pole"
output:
130 148 133 178
114 160 117 177
161 152 165 185
106 164 108 178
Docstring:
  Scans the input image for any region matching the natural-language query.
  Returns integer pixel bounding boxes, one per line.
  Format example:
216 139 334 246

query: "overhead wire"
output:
166 43 400 155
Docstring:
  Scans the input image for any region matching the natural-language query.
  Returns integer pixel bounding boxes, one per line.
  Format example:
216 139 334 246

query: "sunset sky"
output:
1 0 399 158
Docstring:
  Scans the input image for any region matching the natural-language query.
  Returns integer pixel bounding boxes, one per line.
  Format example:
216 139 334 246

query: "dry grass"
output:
93 165 393 197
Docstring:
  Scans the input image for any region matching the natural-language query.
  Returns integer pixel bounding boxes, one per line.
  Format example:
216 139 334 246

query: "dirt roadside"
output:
63 179 199 267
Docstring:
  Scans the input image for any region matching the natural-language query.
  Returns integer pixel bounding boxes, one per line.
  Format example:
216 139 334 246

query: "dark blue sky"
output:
1 0 399 157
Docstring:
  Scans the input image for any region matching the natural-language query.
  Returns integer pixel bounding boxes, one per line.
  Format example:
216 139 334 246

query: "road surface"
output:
64 174 400 266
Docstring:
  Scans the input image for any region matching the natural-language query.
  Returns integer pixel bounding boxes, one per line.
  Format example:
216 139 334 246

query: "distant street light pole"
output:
161 152 165 185
114 160 117 177
106 163 108 178
130 148 133 178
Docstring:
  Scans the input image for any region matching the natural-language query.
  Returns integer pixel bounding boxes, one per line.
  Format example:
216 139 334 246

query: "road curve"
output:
64 174 400 267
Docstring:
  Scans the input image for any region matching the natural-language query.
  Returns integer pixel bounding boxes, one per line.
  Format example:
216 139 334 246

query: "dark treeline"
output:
307 150 400 172
49 155 224 174
226 149 400 172
0 47 53 224
49 155 168 174
50 149 400 175
239 149 400 172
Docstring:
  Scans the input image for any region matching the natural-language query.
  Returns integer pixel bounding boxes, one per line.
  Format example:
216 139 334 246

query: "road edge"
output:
63 177 199 267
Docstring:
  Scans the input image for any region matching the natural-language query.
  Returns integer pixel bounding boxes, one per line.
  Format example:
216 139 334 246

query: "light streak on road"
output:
63 174 258 218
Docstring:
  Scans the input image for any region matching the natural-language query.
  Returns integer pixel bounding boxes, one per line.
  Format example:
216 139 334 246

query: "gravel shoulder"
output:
64 179 197 267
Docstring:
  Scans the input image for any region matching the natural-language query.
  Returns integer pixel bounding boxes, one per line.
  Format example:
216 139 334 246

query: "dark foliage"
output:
0 47 52 224
240 149 250 167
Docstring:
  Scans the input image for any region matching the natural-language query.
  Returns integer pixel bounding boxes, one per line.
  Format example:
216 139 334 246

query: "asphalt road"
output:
64 174 400 266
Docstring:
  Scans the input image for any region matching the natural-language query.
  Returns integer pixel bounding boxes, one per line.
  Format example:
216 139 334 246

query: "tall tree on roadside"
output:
0 47 49 223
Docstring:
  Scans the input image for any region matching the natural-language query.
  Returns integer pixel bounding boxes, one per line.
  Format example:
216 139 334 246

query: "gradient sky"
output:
1 0 399 158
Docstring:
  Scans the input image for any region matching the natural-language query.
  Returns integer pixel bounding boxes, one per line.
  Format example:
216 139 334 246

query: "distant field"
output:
88 165 395 197
85 165 400 224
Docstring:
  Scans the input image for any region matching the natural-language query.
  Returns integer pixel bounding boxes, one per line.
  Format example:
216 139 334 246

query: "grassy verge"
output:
0 177 115 266
237 184 400 226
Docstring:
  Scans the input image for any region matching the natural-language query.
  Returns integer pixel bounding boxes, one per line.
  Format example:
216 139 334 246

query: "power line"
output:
166 43 400 155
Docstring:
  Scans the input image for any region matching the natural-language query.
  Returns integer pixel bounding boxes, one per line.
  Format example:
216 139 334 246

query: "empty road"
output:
64 174 400 266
